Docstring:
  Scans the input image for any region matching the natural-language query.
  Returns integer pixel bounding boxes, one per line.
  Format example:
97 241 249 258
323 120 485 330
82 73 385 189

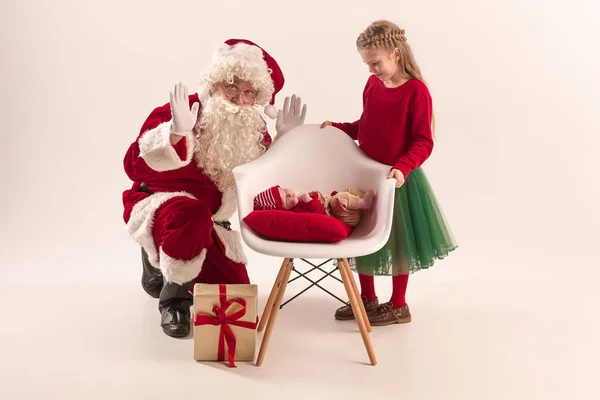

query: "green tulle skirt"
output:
348 167 457 276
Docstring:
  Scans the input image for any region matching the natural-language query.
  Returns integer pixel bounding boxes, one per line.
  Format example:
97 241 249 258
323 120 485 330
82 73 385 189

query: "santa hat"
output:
197 38 285 119
253 186 284 210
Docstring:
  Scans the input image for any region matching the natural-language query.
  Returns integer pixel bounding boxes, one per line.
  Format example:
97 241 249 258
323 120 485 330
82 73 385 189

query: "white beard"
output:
194 95 268 191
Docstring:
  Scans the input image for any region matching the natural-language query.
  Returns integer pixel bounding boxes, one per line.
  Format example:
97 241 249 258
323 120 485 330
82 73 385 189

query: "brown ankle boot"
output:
334 296 379 320
368 302 411 326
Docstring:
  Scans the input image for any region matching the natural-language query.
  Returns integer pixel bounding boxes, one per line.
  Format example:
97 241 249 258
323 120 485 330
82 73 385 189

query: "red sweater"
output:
332 76 433 178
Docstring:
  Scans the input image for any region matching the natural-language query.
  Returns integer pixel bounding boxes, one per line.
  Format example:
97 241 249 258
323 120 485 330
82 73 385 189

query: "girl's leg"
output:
390 273 409 308
368 273 411 326
359 273 377 301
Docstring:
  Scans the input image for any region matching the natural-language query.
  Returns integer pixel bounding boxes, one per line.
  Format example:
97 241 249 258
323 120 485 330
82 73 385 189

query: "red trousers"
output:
130 194 249 285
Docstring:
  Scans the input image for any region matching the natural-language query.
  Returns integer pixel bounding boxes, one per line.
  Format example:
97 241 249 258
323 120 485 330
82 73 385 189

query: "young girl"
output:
321 20 457 326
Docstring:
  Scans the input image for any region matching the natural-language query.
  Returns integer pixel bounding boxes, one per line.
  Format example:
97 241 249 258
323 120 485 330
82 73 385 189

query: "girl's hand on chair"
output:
387 169 405 188
320 121 332 129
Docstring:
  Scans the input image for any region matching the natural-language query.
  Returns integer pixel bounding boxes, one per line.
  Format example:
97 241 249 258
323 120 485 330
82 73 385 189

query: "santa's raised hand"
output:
169 82 199 136
275 94 307 136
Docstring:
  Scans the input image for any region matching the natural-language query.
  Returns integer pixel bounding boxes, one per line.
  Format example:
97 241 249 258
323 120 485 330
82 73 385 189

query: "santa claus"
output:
122 39 307 338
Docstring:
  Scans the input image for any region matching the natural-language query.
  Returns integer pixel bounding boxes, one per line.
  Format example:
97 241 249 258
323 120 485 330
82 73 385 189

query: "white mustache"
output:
213 94 265 116
221 100 241 114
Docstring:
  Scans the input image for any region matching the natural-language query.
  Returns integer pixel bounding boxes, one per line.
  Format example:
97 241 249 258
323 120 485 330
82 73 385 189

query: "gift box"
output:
192 283 258 367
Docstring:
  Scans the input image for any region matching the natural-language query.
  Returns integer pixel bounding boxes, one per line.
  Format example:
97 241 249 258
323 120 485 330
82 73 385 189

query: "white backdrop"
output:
2 0 600 397
3 0 598 274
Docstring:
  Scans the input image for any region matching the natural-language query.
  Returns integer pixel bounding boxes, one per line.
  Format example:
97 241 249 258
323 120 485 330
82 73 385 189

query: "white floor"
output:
1 238 599 400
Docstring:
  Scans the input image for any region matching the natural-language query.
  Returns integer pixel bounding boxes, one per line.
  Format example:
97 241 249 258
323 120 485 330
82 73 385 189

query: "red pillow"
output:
243 210 352 243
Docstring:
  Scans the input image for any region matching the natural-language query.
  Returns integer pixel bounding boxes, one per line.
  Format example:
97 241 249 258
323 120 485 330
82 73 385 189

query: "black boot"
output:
141 247 163 298
158 278 195 338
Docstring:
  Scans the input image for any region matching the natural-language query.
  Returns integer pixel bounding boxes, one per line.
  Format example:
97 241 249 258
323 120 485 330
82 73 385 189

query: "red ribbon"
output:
193 284 257 368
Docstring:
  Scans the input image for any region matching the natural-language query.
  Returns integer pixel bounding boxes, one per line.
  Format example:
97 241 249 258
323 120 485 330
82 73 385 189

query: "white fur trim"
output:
197 42 274 107
213 224 247 264
125 191 197 268
159 247 207 285
212 42 264 65
212 186 238 222
138 121 195 172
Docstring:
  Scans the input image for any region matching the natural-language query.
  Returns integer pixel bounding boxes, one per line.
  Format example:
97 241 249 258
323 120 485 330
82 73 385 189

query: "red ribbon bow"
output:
193 284 257 368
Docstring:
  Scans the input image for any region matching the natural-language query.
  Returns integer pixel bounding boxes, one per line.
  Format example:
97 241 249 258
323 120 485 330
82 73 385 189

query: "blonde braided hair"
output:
357 20 435 136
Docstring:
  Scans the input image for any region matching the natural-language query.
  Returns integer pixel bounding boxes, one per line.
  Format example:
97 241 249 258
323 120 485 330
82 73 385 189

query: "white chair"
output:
232 123 396 366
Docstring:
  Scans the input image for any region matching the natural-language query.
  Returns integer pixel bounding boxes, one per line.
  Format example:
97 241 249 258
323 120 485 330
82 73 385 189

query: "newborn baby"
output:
253 185 375 227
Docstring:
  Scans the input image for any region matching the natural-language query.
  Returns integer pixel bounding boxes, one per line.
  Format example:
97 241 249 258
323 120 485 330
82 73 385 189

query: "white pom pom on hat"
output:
264 104 278 119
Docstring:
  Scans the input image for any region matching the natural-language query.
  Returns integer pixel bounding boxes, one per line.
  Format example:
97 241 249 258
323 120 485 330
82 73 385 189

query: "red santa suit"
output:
122 39 284 286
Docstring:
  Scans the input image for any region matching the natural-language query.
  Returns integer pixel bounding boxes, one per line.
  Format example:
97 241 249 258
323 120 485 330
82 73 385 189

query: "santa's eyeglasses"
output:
221 83 257 103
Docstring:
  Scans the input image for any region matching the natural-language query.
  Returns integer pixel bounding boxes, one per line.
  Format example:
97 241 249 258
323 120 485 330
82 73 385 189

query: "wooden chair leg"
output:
256 258 294 366
258 258 289 333
342 258 372 332
337 260 377 366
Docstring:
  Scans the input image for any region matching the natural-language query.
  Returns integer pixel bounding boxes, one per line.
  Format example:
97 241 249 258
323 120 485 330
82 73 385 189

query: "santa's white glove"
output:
275 94 307 136
169 82 199 136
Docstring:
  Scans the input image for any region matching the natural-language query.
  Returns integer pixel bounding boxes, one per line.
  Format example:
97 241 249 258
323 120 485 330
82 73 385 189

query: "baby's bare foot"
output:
359 189 376 210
